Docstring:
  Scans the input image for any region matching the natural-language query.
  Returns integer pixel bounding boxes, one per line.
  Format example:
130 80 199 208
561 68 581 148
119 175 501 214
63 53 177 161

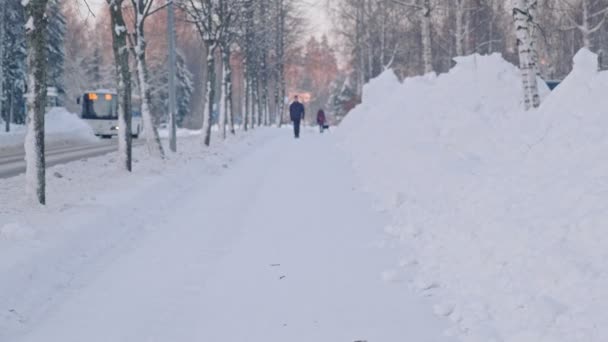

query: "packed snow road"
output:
0 130 454 342
0 139 143 179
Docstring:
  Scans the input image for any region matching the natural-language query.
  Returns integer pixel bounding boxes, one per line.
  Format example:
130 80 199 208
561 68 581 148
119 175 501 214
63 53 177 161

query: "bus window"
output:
82 93 118 119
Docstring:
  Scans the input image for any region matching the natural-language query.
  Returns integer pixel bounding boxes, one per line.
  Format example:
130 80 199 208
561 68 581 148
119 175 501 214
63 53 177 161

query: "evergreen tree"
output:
148 51 193 127
2 0 27 125
46 0 66 104
89 45 103 89
327 75 358 123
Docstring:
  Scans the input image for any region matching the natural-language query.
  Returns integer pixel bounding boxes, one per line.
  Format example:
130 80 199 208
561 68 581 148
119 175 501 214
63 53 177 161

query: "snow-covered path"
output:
3 131 454 342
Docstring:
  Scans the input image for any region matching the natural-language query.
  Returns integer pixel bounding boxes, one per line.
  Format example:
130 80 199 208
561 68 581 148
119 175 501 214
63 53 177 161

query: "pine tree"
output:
46 0 66 104
148 50 193 127
2 0 27 128
89 45 103 88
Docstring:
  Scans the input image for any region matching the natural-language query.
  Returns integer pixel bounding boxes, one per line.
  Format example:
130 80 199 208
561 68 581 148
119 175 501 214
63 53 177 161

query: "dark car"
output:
545 80 561 91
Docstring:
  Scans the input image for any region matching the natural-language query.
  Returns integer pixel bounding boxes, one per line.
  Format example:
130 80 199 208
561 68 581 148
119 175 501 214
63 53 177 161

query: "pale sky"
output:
301 0 333 38
79 0 333 37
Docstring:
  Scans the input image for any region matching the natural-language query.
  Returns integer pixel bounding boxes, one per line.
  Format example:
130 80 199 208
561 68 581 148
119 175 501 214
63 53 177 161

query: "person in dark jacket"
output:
289 95 305 138
317 109 327 133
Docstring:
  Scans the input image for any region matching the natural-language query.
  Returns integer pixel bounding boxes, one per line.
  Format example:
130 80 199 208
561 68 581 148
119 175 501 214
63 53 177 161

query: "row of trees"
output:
1 0 65 130
180 0 304 143
5 0 306 204
331 0 608 114
285 35 339 124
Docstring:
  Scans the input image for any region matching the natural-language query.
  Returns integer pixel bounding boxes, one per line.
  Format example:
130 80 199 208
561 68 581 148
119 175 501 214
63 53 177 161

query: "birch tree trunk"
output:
218 53 226 139
254 73 262 127
0 2 5 132
273 70 280 127
273 5 280 128
24 0 49 205
455 0 466 57
464 7 472 54
528 0 540 77
134 2 165 158
379 0 386 66
582 0 592 49
420 0 433 74
355 0 364 96
244 0 255 129
7 88 13 132
166 0 177 152
513 0 540 110
203 43 217 146
277 0 286 127
260 68 269 126
109 0 133 171
279 73 286 127
260 0 270 126
249 75 256 129
224 48 234 135
243 69 249 131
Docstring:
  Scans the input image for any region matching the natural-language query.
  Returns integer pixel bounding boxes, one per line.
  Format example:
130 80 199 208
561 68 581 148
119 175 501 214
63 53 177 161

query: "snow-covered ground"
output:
338 49 608 342
0 129 455 341
0 107 98 151
4 49 605 342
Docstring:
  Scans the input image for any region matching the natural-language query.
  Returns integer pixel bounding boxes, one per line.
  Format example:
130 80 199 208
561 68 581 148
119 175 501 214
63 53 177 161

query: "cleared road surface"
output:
0 140 141 179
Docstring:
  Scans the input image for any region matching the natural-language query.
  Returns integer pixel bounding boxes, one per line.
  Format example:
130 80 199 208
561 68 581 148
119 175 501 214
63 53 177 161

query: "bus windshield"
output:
82 93 117 119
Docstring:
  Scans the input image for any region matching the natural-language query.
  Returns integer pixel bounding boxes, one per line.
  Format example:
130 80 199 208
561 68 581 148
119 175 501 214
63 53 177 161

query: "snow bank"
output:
157 127 202 139
339 49 608 342
0 107 97 149
0 222 36 241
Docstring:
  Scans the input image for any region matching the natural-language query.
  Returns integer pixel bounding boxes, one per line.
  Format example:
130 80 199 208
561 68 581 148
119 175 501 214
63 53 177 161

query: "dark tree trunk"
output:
203 43 217 146
24 0 49 205
108 0 133 171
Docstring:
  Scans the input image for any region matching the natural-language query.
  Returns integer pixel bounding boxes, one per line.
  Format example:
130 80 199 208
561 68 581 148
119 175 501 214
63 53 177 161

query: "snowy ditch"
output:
0 107 98 151
339 49 608 342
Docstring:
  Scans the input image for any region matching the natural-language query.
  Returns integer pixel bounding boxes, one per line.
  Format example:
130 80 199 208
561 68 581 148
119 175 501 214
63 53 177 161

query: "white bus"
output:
78 90 142 139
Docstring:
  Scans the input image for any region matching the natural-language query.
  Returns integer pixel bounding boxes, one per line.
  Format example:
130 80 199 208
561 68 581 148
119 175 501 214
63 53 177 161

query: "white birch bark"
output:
203 42 217 146
218 54 226 139
583 0 592 48
513 0 540 110
455 0 466 57
355 0 364 96
242 63 248 132
528 0 540 77
24 0 49 205
420 0 433 74
109 1 133 172
0 2 5 132
248 76 255 130
224 49 234 135
134 1 164 158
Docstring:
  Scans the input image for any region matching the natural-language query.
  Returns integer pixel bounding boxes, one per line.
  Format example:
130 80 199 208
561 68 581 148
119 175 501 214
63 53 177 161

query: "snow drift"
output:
0 107 97 148
339 49 608 342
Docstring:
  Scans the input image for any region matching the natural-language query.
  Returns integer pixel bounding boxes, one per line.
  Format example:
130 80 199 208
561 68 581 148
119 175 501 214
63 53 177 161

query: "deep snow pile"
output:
339 49 608 342
0 107 97 148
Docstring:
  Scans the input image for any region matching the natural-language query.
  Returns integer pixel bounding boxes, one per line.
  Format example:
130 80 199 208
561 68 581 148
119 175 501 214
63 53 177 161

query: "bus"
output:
78 90 142 138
